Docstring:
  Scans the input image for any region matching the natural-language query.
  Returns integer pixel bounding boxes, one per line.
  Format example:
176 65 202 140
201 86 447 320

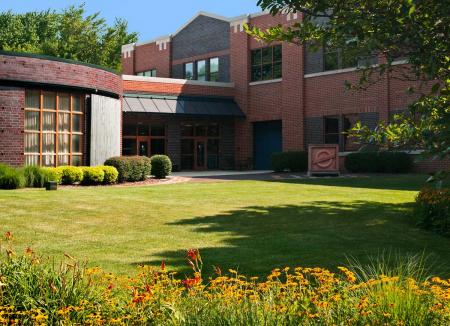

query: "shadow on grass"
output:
134 200 450 277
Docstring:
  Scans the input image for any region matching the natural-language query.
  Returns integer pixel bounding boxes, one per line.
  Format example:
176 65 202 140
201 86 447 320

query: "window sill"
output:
249 78 282 86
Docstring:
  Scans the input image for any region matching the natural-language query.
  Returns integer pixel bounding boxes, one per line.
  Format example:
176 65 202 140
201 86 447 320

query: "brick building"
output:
1 11 448 172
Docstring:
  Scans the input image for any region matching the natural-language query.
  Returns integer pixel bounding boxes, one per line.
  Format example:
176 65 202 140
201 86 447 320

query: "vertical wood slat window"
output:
24 90 84 167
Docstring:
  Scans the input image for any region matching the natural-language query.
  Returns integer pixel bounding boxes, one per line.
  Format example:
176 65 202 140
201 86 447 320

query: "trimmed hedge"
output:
41 167 63 184
345 151 412 173
415 188 450 237
60 166 84 185
104 156 151 183
82 167 105 185
99 166 119 184
271 151 308 172
0 166 25 189
150 155 172 179
23 166 47 188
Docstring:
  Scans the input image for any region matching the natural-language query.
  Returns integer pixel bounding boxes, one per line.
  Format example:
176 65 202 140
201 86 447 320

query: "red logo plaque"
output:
308 144 340 176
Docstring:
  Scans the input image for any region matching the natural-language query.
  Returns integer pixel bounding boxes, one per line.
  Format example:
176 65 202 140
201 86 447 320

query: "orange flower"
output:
161 260 166 271
187 249 198 261
4 231 12 240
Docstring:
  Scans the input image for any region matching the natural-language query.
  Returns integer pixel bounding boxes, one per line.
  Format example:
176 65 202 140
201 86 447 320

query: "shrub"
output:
345 151 412 173
151 155 172 179
271 151 308 172
82 167 105 185
104 156 151 183
99 166 119 184
23 166 47 188
414 187 450 236
41 167 63 184
59 166 84 185
0 167 25 189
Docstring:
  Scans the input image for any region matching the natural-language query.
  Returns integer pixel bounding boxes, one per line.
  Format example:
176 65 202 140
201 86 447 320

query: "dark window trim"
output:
183 57 221 82
250 45 282 82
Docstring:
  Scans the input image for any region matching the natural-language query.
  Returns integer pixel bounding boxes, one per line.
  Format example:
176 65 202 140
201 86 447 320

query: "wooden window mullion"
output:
39 91 43 166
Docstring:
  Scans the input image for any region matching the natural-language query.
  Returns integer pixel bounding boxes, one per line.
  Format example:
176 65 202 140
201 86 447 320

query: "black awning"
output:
123 94 245 117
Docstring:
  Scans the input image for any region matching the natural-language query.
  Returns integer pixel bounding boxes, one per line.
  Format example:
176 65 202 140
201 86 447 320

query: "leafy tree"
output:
246 0 449 183
0 5 137 70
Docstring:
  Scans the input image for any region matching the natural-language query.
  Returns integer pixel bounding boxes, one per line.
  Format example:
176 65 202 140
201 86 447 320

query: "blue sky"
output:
0 1 261 41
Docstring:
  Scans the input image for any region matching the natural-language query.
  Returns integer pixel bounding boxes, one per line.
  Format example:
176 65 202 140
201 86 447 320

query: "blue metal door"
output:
253 120 282 170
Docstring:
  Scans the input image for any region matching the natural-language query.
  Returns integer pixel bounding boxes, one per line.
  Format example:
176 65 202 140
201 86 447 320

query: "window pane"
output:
273 45 282 62
138 124 149 136
123 124 136 136
58 134 70 153
324 52 339 71
42 155 55 167
43 112 56 131
58 155 69 166
43 92 56 110
72 155 82 166
207 124 219 137
195 125 207 136
25 111 40 131
123 139 137 156
197 60 206 81
151 139 166 155
251 49 262 66
137 72 144 76
42 133 55 153
24 133 39 153
251 66 262 82
262 64 273 80
73 96 82 112
72 134 81 153
342 51 358 69
210 58 219 73
58 113 70 132
59 94 70 111
273 62 282 79
72 114 82 132
181 139 194 154
25 155 40 166
25 90 40 109
151 69 157 77
262 47 272 64
181 124 194 137
185 62 194 80
151 124 165 136
325 117 339 134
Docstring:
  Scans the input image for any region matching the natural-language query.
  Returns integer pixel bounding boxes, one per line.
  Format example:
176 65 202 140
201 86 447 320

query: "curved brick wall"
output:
0 52 122 96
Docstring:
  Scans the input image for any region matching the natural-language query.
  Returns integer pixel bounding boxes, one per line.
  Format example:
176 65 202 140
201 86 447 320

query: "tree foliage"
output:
0 5 138 70
246 0 450 179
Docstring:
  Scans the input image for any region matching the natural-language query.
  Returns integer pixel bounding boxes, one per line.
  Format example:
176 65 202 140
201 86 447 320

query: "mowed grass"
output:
0 174 449 277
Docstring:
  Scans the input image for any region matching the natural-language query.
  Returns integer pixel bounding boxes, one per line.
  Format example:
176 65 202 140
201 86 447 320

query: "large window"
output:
324 117 340 144
183 58 220 81
181 123 220 170
24 90 84 167
323 40 377 72
122 123 166 157
137 69 157 77
251 45 282 82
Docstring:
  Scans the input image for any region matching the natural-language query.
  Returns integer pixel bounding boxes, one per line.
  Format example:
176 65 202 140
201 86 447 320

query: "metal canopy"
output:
123 94 245 117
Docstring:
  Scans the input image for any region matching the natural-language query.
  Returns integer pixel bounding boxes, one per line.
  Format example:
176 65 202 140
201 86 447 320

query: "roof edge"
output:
122 75 235 88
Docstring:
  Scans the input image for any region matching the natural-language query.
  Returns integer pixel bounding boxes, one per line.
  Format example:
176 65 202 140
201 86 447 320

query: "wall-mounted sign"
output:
308 144 340 176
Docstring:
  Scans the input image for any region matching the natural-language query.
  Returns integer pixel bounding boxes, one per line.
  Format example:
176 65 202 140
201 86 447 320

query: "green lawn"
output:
0 174 449 277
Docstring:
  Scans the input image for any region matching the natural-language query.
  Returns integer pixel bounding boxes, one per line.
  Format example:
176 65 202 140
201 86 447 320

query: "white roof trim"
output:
122 75 235 88
135 35 171 47
172 11 231 37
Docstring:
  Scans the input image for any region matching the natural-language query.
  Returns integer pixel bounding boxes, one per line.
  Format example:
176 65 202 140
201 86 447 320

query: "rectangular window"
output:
24 90 84 167
251 45 282 82
137 69 157 77
197 60 206 81
324 117 340 144
184 62 194 80
209 57 219 81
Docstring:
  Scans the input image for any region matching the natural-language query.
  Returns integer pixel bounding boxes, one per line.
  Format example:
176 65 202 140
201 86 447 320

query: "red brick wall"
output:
123 80 234 97
0 87 24 167
134 42 171 78
0 54 122 96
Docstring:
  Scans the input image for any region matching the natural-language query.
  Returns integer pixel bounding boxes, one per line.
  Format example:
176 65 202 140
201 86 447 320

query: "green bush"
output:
271 151 308 172
23 166 47 188
151 155 172 179
345 152 412 173
414 188 450 237
99 166 119 184
104 156 151 183
0 166 25 189
41 167 63 184
60 166 84 185
82 167 105 185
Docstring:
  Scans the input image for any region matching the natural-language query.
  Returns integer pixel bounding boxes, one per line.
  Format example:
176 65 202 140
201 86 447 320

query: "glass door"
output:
138 140 149 156
195 140 206 170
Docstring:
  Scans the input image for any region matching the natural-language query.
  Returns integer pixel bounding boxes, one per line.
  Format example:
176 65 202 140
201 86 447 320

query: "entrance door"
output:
253 120 282 170
195 140 206 170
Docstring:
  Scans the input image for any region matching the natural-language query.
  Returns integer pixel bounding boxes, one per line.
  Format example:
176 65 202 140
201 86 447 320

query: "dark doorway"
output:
253 120 282 170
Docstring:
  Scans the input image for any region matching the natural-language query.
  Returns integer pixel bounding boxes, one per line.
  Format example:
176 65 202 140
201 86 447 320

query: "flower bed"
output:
0 234 449 325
